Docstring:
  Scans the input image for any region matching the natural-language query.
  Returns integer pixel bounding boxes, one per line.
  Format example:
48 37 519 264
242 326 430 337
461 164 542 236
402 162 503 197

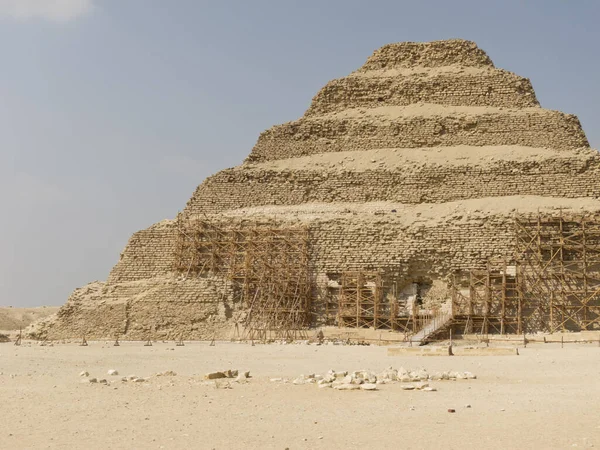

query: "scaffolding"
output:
451 213 600 335
173 212 600 337
337 271 384 329
335 271 430 336
515 213 600 333
451 259 520 335
174 216 312 337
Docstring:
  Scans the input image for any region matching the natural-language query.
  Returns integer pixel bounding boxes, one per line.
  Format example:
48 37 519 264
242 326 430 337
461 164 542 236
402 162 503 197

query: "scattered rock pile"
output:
121 375 149 383
274 367 476 391
79 369 153 385
78 368 251 388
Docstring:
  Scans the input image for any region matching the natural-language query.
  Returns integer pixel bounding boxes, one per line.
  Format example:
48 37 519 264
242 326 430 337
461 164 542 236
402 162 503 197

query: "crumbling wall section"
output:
28 276 235 340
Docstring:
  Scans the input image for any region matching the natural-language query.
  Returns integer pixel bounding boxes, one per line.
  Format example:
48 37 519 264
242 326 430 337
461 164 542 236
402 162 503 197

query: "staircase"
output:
411 311 453 345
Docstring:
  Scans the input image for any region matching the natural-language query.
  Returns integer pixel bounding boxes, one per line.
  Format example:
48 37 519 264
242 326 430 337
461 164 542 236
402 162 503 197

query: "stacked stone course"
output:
248 109 587 162
107 220 178 283
305 70 539 116
185 154 600 214
36 39 600 340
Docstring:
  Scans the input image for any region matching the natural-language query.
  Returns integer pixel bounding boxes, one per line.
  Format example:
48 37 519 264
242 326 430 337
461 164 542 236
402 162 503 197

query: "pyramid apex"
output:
360 39 494 71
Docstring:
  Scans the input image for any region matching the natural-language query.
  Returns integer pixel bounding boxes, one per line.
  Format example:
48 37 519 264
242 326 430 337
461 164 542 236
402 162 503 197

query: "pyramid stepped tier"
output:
305 68 539 115
185 147 600 215
34 39 600 340
248 106 588 162
93 196 600 287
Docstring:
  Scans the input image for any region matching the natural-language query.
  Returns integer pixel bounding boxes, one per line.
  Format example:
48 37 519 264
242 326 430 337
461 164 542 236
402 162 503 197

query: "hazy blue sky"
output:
1 0 598 307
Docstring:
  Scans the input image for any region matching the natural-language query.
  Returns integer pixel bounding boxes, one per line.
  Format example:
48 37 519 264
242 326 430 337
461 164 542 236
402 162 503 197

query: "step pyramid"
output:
33 39 600 340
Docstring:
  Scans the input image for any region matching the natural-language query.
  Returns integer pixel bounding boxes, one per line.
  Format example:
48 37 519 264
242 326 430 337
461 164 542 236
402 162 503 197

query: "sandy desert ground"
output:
1 340 599 450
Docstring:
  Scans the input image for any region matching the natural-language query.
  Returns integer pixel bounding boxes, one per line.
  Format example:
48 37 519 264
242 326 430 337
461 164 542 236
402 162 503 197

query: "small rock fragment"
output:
205 372 227 380
156 370 177 377
235 373 248 383
333 384 360 391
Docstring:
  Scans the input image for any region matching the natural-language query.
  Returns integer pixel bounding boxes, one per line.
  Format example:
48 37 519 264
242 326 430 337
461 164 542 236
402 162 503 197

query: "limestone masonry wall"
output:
184 157 600 215
248 110 588 162
305 71 538 116
308 216 514 275
107 220 178 284
107 214 517 284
